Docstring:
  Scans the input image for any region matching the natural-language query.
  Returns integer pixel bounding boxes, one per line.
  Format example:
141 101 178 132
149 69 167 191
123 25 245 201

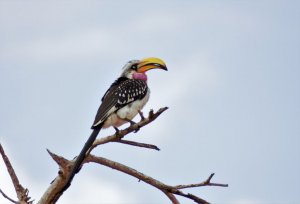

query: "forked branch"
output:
0 144 32 204
174 173 228 189
86 155 228 204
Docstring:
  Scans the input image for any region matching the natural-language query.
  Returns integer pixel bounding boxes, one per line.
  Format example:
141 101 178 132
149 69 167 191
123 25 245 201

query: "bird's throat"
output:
132 72 147 81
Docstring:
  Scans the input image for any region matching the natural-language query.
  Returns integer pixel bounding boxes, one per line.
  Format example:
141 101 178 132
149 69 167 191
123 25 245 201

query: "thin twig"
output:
0 188 17 204
174 173 228 189
0 143 32 203
113 139 160 151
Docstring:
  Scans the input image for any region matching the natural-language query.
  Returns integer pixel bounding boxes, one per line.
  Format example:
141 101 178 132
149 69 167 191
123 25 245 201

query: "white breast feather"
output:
102 89 150 128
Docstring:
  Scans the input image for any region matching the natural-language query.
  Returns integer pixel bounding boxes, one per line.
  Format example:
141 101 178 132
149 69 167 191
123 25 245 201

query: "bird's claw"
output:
124 119 141 133
134 126 141 133
114 126 120 136
129 121 140 132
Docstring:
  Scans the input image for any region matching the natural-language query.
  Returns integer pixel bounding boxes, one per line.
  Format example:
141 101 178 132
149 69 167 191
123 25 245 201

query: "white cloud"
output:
149 54 220 108
1 28 115 63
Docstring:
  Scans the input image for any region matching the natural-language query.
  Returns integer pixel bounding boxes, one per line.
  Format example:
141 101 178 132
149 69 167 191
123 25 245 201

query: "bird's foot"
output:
125 118 136 126
133 126 140 133
138 110 145 121
125 118 140 133
114 126 120 136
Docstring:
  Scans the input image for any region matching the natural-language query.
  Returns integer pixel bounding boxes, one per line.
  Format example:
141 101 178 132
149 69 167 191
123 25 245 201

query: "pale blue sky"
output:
1 1 299 203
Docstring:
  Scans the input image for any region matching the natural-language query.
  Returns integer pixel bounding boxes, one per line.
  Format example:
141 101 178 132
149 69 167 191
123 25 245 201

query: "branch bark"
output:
0 144 32 204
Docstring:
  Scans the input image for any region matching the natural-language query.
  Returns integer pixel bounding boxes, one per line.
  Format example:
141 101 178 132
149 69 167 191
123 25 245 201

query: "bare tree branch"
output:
39 107 169 204
90 107 168 150
174 173 228 189
113 139 160 150
37 150 74 204
8 106 227 204
86 155 227 204
0 144 32 204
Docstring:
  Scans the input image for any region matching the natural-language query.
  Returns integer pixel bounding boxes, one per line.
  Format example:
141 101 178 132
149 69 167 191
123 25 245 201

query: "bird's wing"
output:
92 78 148 128
100 77 128 102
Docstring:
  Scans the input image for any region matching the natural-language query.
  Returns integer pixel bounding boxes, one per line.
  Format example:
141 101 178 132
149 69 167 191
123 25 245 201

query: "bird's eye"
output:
131 64 137 70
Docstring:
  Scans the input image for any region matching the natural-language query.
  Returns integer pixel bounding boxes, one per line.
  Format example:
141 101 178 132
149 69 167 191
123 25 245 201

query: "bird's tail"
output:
62 123 103 192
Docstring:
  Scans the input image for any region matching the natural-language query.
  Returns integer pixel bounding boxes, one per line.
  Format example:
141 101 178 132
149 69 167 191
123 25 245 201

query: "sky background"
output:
0 0 299 203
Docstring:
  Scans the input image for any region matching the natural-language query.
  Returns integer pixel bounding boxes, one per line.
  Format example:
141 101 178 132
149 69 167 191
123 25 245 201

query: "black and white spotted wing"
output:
92 78 148 128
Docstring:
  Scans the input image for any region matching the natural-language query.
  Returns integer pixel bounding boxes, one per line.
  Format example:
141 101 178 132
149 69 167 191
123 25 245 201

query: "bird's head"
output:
121 57 167 80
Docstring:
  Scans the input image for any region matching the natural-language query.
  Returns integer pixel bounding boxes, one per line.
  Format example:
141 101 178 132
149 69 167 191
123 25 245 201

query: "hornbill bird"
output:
64 57 167 190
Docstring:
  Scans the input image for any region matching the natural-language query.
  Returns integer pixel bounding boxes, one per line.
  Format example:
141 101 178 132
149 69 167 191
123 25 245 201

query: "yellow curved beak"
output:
137 57 168 73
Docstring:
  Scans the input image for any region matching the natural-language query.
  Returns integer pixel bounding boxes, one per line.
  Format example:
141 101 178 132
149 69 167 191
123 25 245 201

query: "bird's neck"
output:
132 72 147 81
